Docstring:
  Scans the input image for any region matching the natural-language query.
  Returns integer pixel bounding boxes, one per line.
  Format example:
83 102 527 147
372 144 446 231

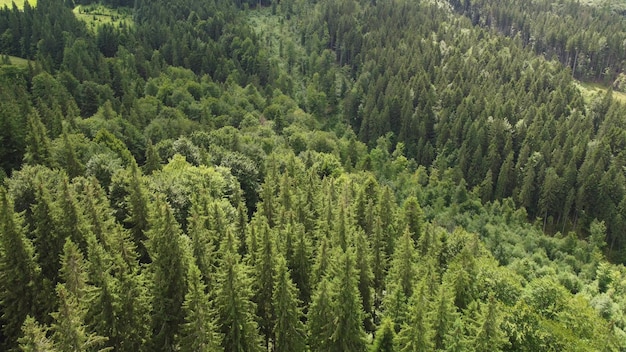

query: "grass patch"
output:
576 81 626 105
0 0 35 9
73 4 133 32
0 54 30 67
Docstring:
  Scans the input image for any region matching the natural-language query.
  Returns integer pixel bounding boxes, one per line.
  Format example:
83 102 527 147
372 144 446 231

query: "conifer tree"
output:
307 277 334 352
24 111 51 167
19 316 57 352
51 285 107 352
143 139 162 175
60 129 84 179
146 198 188 351
251 217 277 349
0 189 42 350
290 221 312 305
177 261 222 352
401 196 423 242
273 255 307 352
395 281 434 351
355 229 375 332
472 295 507 351
384 228 418 315
371 317 396 352
187 196 216 288
444 317 468 352
59 238 89 303
431 283 459 350
32 182 63 286
312 235 331 286
126 163 150 263
330 248 368 352
112 248 151 352
84 235 130 351
215 230 263 352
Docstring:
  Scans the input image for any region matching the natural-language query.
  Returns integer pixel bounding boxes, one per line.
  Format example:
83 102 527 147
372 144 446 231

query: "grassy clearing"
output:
0 55 30 67
73 4 133 32
0 0 36 9
576 81 626 105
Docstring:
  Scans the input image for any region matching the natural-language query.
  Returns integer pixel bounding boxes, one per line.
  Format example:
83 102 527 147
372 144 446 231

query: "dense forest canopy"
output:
1 0 626 350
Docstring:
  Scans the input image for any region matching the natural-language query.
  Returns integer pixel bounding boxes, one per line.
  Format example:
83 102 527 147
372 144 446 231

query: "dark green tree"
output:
23 111 51 167
18 316 57 352
0 189 42 350
395 282 434 351
177 260 223 352
329 248 368 351
371 317 396 352
307 277 334 352
273 255 307 352
215 230 263 352
146 198 188 351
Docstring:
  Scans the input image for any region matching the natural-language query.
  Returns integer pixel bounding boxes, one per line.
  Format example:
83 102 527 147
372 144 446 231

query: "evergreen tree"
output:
431 283 459 350
472 295 507 351
307 277 334 352
125 163 150 263
146 198 188 351
59 238 89 303
32 182 63 286
143 139 161 175
273 255 307 352
330 248 368 352
18 316 57 352
371 317 396 352
0 189 41 350
355 229 375 332
187 196 216 289
51 284 107 352
252 217 277 349
401 196 423 242
60 129 84 179
177 260 222 352
215 230 263 352
23 111 51 167
289 221 312 305
395 282 434 351
383 228 418 324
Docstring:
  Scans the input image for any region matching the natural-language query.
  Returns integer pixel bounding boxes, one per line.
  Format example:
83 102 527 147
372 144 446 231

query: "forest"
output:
1 0 626 350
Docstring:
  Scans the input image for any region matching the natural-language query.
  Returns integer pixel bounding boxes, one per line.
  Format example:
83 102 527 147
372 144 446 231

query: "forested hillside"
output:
1 0 626 350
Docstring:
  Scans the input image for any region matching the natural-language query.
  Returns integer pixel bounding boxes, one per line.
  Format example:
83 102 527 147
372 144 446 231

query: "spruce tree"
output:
177 261 222 352
401 196 423 242
0 189 42 350
187 196 216 289
289 221 312 305
32 182 63 286
146 198 188 351
355 229 375 332
307 277 334 352
51 285 107 352
383 227 417 326
371 317 396 352
395 282 434 351
472 295 507 351
330 248 368 352
215 230 263 352
126 162 150 263
19 316 57 352
23 111 51 167
252 217 277 349
273 255 307 352
143 140 162 175
431 283 459 350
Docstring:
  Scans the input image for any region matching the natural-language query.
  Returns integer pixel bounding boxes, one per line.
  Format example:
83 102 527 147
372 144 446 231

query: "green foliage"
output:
0 0 625 349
